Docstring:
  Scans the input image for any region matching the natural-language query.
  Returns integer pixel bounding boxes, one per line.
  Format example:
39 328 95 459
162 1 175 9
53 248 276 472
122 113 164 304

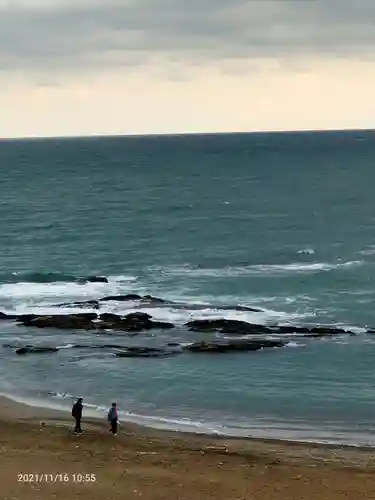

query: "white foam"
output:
0 277 134 301
162 261 364 278
359 246 375 256
297 248 316 255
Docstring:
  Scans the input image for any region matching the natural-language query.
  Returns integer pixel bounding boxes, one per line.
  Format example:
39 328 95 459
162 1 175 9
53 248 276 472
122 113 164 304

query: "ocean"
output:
1 129 375 445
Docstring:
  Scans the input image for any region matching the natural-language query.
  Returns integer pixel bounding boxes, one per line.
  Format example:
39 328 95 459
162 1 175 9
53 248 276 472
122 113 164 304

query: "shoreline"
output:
2 392 375 450
1 396 375 499
1 394 375 455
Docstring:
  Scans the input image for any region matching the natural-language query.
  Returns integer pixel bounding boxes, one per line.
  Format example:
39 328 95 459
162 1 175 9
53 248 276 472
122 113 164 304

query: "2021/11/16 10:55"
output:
17 473 97 483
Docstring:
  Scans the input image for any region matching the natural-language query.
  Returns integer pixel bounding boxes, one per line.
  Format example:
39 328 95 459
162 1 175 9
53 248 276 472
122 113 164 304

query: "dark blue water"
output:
1 130 375 444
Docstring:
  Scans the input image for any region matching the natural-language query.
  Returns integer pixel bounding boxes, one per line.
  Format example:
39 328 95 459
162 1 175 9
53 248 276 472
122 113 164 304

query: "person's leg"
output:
75 417 82 433
111 420 117 434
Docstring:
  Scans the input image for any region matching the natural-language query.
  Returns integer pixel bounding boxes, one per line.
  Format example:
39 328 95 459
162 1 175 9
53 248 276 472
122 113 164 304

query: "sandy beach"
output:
0 397 374 499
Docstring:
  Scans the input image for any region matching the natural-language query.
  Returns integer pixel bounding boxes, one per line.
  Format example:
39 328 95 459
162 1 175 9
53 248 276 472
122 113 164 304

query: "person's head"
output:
78 398 83 403
112 402 116 408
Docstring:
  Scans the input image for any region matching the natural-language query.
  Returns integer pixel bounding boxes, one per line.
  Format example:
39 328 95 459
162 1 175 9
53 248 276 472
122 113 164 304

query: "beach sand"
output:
0 396 374 499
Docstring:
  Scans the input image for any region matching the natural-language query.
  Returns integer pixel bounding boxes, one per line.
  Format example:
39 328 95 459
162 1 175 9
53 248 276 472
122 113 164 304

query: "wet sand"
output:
0 396 375 499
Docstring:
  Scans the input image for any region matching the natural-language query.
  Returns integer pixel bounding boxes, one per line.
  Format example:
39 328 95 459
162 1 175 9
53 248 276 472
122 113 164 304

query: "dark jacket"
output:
72 401 83 419
107 407 118 422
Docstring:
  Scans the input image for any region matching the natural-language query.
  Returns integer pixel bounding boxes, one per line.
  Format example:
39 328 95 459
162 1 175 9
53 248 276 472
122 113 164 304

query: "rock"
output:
0 312 18 320
55 300 100 309
141 295 167 304
16 346 59 355
16 314 40 325
185 339 286 353
185 319 355 337
125 312 153 321
100 294 143 302
75 276 108 284
99 294 167 303
86 276 108 283
18 314 97 330
185 319 270 335
220 305 263 312
115 347 179 358
99 313 123 322
96 313 174 332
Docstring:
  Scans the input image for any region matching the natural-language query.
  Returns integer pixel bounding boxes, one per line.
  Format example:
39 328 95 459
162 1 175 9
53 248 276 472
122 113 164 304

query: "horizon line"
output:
1 127 375 142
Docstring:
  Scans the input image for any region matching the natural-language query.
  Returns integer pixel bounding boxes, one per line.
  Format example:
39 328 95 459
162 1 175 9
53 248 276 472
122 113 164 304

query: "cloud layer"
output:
1 0 375 74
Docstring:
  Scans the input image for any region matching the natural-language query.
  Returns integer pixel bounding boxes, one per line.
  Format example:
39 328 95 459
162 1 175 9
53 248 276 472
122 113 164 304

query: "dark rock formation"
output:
141 295 167 304
15 311 175 332
0 312 18 320
99 313 124 322
115 347 178 358
185 319 355 337
16 346 59 355
185 319 270 335
100 294 143 302
96 313 174 332
16 314 41 325
55 300 100 309
99 294 166 303
185 339 286 353
18 313 97 330
75 276 108 284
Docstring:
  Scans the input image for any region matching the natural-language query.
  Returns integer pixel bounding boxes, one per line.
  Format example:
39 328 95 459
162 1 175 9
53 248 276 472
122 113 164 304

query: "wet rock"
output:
99 294 167 303
185 319 355 337
115 346 179 358
55 300 100 309
16 346 59 355
96 312 174 332
99 313 123 322
0 312 18 320
18 314 97 330
185 339 285 353
125 312 153 321
141 295 167 304
220 305 263 312
100 294 143 302
75 276 108 284
185 319 270 335
16 314 40 325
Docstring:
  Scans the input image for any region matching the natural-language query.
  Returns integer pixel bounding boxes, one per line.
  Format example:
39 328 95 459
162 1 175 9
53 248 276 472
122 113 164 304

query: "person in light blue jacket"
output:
107 403 118 435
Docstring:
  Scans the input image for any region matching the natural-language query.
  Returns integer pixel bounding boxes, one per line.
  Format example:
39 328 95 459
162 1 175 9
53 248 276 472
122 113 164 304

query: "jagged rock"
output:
100 294 143 302
185 319 270 335
16 314 40 325
125 312 153 321
55 300 100 309
220 305 263 312
75 276 108 284
16 346 59 355
99 313 123 322
0 312 18 320
185 319 355 337
115 347 178 358
99 294 166 303
185 339 285 353
18 314 97 330
96 312 174 332
141 295 167 304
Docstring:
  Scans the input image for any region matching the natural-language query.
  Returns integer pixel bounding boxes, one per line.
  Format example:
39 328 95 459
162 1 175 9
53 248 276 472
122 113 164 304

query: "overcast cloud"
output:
1 0 375 75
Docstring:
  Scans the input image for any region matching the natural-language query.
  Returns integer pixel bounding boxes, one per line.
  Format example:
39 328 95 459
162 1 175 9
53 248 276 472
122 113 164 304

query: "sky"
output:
1 0 375 138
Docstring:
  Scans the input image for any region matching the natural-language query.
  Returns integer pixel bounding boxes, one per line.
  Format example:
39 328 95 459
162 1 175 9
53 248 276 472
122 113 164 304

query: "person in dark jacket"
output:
107 402 118 435
72 398 83 433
